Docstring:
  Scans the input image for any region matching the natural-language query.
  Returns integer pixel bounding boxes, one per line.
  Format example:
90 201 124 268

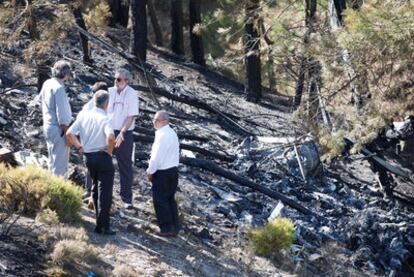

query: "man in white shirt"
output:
66 90 116 235
147 111 180 237
40 60 73 177
77 82 108 201
108 69 139 209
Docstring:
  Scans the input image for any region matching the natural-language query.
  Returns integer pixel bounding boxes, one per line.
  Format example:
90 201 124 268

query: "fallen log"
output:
180 157 317 216
134 126 209 143
133 133 235 162
344 138 414 184
133 85 254 137
72 26 256 137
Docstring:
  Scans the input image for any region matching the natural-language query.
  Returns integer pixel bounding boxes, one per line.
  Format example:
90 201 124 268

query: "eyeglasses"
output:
115 77 124 82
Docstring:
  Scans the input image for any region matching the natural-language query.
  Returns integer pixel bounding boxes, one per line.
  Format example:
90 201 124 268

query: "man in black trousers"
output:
147 111 180 237
67 90 116 235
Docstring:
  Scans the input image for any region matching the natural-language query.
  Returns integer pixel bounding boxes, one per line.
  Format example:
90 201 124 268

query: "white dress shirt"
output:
147 125 180 175
76 98 95 120
67 107 114 153
107 85 139 131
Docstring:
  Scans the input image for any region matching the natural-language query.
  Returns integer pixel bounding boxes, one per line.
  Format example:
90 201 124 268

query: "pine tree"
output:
244 0 262 102
148 0 163 46
189 0 205 66
130 0 147 62
171 0 184 55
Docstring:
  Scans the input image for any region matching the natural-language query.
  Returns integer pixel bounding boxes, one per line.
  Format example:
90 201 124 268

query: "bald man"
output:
147 111 180 237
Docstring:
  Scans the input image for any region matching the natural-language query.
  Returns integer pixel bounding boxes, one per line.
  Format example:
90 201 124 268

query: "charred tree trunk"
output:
293 0 316 109
148 0 163 46
130 0 147 62
244 0 262 102
189 0 205 66
27 0 48 92
307 59 321 122
294 58 306 108
73 8 91 63
351 0 364 9
109 0 130 27
171 0 184 55
332 0 346 24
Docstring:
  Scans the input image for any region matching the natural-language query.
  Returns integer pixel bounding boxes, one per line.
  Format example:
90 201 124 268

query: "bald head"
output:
153 110 170 129
94 90 109 110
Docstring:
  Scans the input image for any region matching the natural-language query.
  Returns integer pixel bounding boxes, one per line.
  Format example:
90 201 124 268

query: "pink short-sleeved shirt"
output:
107 85 139 131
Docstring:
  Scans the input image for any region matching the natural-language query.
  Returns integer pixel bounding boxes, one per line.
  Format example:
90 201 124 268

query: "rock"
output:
0 116 7 125
199 263 219 277
267 201 284 222
13 151 48 168
0 147 17 166
193 227 214 240
308 253 322 261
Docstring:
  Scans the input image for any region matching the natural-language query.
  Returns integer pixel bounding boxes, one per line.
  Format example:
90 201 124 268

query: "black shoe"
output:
101 228 116 235
94 227 116 235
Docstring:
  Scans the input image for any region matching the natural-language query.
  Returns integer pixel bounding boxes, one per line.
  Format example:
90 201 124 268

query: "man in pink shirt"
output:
107 68 139 209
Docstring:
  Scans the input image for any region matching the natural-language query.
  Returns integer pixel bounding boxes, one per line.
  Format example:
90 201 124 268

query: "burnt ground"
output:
0 219 48 277
1 27 414 276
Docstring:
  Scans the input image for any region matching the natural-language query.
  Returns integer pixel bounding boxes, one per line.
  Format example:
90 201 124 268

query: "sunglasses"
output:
115 77 124 82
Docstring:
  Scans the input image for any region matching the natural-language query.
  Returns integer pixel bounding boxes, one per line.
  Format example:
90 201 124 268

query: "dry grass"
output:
112 264 142 277
36 208 60 226
52 226 89 242
51 239 99 265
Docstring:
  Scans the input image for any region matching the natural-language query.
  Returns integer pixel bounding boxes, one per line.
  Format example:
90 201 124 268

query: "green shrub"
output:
0 164 82 223
248 218 295 256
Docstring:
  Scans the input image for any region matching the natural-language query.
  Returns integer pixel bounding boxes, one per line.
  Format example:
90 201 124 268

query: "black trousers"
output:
152 167 179 233
85 151 115 231
113 130 133 204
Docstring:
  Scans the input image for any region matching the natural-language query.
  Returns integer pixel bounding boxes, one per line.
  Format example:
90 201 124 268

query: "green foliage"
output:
319 130 347 162
201 8 243 59
83 2 111 32
0 164 82 223
248 218 295 256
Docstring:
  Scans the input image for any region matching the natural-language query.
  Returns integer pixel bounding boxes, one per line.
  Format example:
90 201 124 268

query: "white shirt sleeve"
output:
127 89 139 117
147 132 166 175
67 117 81 136
55 87 72 125
104 118 114 137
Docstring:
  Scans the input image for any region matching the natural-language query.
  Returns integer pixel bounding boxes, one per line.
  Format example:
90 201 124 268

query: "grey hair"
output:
51 60 71 79
94 90 109 109
115 68 132 82
156 110 170 122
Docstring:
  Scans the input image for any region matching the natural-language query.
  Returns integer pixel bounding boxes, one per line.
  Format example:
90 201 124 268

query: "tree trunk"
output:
332 0 346 24
130 0 147 62
244 0 262 102
27 0 48 92
170 0 184 55
293 0 316 109
307 59 321 122
294 57 306 108
351 0 364 10
73 8 91 63
147 0 163 46
189 0 205 66
109 0 130 27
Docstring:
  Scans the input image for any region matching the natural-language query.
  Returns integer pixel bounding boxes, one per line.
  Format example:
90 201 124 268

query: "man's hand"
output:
78 146 84 156
105 150 113 157
147 174 153 183
115 132 125 148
